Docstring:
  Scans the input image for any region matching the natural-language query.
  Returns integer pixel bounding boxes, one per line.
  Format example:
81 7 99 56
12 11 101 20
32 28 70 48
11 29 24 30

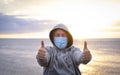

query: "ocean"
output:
0 38 120 75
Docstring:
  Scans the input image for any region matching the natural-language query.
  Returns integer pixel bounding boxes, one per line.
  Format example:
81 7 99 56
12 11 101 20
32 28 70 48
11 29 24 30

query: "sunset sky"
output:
0 0 120 39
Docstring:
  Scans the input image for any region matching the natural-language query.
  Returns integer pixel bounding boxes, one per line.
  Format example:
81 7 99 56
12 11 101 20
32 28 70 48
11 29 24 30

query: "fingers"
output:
38 49 45 60
41 40 44 48
82 41 92 63
83 51 91 61
83 41 87 50
37 40 45 60
83 41 90 52
83 51 90 57
84 41 87 48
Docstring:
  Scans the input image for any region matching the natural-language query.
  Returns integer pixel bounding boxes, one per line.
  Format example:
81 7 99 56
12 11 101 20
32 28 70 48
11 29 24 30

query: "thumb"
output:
83 41 88 51
41 40 45 48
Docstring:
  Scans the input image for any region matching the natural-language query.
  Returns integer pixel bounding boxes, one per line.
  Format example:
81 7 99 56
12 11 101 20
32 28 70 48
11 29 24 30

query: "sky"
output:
0 0 120 39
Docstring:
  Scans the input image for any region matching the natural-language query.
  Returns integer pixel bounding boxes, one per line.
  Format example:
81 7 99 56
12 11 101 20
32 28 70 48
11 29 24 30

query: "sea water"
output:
0 38 120 75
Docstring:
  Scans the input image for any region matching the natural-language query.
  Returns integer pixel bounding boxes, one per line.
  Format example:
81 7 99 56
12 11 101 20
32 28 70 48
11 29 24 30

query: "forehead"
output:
54 29 66 34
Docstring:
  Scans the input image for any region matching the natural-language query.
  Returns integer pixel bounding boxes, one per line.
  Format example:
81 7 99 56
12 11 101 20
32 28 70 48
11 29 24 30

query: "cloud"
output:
97 20 120 33
0 13 59 34
101 28 120 33
112 21 120 27
0 0 58 14
3 0 14 4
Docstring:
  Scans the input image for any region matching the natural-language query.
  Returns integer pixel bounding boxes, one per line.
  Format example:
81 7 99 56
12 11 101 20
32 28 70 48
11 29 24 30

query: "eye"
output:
62 34 66 37
55 34 60 37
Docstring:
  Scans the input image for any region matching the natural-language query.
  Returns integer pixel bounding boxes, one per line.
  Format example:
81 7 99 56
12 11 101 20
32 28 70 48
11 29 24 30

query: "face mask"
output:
54 37 68 49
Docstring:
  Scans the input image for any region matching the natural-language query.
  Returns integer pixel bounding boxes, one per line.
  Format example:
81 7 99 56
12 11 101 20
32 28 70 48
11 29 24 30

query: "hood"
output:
49 24 73 49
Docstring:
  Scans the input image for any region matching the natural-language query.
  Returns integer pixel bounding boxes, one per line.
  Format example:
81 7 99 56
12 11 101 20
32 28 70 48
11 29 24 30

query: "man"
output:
36 24 92 75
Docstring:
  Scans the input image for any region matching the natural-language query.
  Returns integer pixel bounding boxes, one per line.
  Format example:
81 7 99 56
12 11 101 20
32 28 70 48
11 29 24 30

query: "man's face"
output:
54 29 67 37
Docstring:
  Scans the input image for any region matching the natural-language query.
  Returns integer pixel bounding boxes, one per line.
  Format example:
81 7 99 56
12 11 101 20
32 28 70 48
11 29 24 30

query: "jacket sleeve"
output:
72 47 91 65
72 47 83 65
36 47 50 67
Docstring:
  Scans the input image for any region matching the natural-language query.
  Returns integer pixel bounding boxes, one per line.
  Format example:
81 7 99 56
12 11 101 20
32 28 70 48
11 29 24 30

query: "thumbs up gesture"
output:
37 40 46 60
83 41 92 64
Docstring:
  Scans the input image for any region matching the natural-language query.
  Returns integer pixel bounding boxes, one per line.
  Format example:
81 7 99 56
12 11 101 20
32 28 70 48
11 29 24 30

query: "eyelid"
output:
54 34 59 37
54 34 66 37
62 34 66 37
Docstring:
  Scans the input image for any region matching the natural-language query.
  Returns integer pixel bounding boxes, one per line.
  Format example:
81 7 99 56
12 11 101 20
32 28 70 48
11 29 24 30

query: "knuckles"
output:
83 50 90 55
37 48 46 59
83 50 92 61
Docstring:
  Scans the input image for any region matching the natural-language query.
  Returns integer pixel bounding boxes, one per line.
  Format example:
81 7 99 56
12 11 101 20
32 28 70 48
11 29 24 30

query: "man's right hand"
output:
37 40 46 60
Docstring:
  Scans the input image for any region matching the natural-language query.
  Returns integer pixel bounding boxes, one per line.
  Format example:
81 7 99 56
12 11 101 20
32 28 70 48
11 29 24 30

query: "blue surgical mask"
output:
54 37 68 49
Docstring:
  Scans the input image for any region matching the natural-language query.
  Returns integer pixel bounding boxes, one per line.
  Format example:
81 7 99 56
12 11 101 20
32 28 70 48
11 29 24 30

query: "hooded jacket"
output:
36 24 88 75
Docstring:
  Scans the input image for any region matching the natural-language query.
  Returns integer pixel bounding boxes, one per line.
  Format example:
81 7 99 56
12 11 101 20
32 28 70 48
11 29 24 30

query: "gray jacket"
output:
36 24 90 75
